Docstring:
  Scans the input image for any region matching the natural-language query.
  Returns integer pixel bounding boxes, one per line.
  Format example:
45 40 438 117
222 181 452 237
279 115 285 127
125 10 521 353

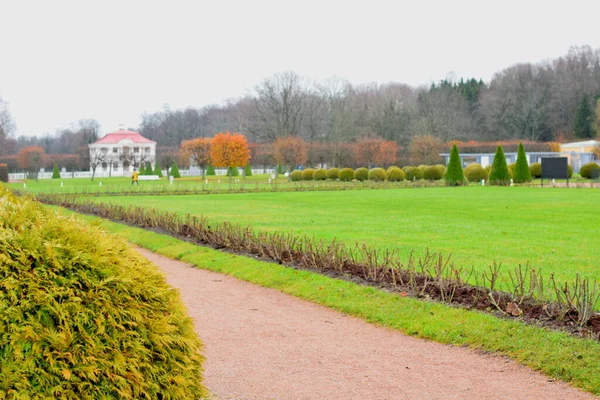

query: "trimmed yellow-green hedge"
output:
0 187 206 399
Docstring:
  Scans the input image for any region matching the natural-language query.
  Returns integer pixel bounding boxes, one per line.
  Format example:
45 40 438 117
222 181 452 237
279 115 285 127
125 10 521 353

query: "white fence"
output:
8 168 276 181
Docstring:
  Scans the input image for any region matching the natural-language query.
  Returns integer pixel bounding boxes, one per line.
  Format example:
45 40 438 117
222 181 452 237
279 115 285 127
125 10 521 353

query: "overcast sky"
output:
1 0 600 137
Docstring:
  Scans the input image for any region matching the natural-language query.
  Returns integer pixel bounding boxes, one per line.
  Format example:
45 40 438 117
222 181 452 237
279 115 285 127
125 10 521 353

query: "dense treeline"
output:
2 46 600 165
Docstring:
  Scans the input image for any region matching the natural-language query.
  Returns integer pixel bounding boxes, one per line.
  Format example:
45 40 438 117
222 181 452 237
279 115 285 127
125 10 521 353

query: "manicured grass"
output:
62 210 600 395
5 174 287 194
89 186 600 285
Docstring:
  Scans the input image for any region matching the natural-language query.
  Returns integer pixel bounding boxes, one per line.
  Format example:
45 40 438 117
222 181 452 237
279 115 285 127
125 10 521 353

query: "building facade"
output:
559 140 598 172
88 129 156 176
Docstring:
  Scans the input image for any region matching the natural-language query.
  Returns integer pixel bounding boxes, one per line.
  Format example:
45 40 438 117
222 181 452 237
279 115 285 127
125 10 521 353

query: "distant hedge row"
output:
290 165 447 182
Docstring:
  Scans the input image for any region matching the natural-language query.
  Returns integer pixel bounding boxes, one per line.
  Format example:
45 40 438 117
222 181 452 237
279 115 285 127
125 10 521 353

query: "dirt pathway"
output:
137 248 595 400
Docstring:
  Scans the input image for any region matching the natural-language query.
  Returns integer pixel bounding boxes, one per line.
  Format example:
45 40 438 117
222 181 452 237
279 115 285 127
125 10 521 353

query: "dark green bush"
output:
568 164 573 178
207 165 216 176
0 164 7 183
301 168 315 180
529 162 541 178
513 142 531 183
489 146 510 186
227 166 239 177
423 165 444 180
387 166 405 182
354 167 368 181
52 164 60 179
326 168 340 180
244 165 253 177
154 160 163 177
404 166 423 181
444 144 465 186
170 162 181 178
339 168 354 181
0 188 206 398
368 168 387 181
464 163 488 182
580 162 600 179
290 170 303 181
313 168 327 181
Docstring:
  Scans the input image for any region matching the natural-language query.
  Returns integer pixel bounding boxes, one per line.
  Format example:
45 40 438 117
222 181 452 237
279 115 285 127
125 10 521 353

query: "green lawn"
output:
89 186 600 284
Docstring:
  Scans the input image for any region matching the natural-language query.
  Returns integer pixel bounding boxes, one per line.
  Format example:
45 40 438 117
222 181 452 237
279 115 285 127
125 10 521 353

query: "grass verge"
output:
65 209 600 396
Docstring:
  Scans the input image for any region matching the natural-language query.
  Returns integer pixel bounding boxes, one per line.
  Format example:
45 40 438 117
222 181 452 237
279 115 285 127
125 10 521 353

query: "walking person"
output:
131 168 139 185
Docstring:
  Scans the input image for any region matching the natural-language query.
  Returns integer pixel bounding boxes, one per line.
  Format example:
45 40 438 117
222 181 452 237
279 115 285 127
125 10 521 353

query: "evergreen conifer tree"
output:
52 164 60 179
244 165 252 177
154 160 163 177
574 95 594 139
206 165 215 176
170 162 180 178
489 146 511 186
513 142 532 183
444 144 465 186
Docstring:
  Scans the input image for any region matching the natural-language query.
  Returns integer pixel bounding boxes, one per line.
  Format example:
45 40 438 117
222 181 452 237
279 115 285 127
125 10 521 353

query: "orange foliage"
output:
409 135 443 164
18 146 45 171
353 136 397 167
181 137 212 172
274 137 308 170
547 142 562 152
209 132 251 168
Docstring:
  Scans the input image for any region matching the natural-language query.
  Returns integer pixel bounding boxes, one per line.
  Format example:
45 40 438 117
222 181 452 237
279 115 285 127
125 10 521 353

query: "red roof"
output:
93 129 156 144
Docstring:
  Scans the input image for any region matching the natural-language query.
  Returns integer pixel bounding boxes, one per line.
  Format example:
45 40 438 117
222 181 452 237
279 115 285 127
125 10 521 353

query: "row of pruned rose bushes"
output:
290 165 447 182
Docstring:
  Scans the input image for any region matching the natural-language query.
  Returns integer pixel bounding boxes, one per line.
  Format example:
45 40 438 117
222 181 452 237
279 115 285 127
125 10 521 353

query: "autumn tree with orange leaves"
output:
18 146 45 181
274 137 308 175
181 137 212 178
352 137 397 167
210 132 251 182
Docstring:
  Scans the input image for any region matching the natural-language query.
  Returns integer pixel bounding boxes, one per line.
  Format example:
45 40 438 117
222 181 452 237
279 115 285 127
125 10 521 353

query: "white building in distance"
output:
88 128 156 176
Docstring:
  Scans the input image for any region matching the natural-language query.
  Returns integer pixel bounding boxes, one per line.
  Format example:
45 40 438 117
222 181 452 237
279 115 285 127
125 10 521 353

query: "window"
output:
134 147 140 153
145 147 150 152
113 162 119 170
101 147 108 153
123 147 129 154
101 162 108 171
113 148 118 153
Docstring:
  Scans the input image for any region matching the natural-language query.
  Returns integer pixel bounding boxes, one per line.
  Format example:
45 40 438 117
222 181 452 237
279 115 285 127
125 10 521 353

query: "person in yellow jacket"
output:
131 169 139 185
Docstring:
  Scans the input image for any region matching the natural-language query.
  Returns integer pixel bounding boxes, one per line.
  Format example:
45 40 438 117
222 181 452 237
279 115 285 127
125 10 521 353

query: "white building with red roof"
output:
88 128 156 176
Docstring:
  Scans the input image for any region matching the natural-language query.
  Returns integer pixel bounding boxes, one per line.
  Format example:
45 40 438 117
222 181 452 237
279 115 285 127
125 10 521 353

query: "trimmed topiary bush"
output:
402 165 413 173
313 168 327 181
488 146 510 186
227 166 239 177
404 166 423 181
513 142 531 183
170 162 181 178
368 168 386 181
0 187 206 398
529 162 541 178
387 166 405 182
507 163 515 178
207 165 216 176
0 163 8 183
244 164 253 177
568 164 573 178
354 167 368 181
290 170 303 181
423 165 444 181
154 160 163 177
444 144 465 186
485 164 493 174
464 163 488 182
52 164 60 179
326 168 340 180
301 168 315 180
580 162 600 179
417 165 428 176
339 168 354 181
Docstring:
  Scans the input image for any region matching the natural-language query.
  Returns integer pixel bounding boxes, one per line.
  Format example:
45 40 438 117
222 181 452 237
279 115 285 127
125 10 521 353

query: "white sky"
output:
1 0 600 137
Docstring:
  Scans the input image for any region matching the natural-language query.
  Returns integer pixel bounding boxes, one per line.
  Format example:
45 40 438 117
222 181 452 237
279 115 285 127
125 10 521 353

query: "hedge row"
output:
0 186 206 398
291 165 446 182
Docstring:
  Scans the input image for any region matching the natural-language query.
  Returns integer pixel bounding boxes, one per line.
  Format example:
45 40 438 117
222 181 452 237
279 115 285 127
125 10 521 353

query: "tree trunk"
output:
202 166 205 179
91 167 96 181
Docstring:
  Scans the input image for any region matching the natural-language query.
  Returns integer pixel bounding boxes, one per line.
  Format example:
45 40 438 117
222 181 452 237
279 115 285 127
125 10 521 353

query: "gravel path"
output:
137 248 595 400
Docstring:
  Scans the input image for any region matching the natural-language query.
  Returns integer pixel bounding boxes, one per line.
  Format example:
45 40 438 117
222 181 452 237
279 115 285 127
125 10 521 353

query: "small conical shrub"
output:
444 144 465 186
207 165 216 176
244 165 252 177
513 142 532 183
489 146 511 186
52 164 60 179
146 161 153 175
228 166 239 177
170 162 180 178
154 160 163 177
